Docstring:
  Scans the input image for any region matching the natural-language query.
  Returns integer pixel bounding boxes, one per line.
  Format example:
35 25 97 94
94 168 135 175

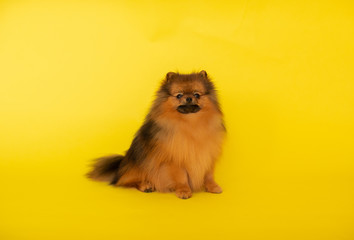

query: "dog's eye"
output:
176 94 183 99
194 93 200 99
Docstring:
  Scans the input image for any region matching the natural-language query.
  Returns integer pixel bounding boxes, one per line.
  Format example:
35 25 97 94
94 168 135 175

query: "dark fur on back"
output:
125 119 161 164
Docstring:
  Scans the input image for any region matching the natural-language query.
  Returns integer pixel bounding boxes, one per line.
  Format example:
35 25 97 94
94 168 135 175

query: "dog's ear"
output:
199 70 207 78
166 72 177 81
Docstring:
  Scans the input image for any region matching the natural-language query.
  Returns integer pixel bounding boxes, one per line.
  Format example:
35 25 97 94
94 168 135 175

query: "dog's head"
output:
155 70 220 115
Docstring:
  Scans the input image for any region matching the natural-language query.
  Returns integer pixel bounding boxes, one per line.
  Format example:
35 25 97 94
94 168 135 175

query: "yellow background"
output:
1 0 353 239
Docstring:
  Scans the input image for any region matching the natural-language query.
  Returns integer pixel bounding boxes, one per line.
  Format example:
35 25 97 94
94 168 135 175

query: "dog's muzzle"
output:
177 104 201 114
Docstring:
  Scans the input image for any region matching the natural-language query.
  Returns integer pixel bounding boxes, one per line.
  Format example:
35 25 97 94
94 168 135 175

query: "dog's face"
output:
156 71 220 116
170 80 204 114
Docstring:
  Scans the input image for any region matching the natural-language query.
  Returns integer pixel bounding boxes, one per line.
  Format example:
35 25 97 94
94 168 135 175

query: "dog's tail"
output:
86 155 124 185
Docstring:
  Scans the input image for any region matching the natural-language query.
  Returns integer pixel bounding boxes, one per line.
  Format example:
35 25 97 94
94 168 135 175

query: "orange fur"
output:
88 71 225 199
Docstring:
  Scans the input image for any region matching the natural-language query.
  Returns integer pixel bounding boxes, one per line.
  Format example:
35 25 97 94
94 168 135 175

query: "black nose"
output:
186 97 192 103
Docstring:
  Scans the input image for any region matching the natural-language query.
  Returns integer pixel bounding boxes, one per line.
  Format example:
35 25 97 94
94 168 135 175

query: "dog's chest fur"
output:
158 114 224 190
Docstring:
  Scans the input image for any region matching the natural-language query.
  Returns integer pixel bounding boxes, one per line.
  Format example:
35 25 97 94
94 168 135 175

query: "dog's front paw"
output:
175 189 192 199
137 182 155 193
205 183 223 194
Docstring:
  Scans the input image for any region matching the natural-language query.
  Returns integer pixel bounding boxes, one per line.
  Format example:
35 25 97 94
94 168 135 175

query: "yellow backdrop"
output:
1 0 353 239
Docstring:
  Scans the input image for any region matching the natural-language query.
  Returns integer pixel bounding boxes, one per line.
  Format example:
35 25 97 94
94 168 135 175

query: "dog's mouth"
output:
177 104 201 114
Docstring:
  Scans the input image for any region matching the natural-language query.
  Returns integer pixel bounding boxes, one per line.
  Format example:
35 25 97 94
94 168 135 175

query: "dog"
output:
87 70 225 199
